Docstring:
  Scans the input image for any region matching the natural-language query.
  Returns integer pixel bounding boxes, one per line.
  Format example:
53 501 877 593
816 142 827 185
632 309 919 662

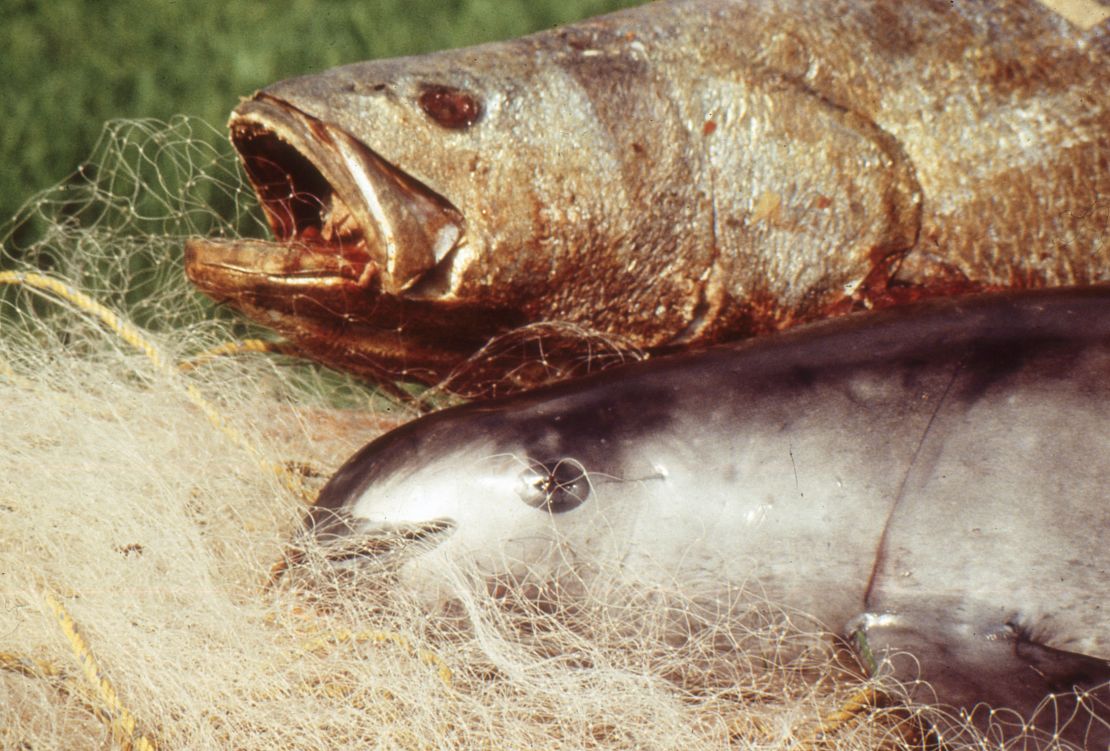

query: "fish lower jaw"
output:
183 236 378 299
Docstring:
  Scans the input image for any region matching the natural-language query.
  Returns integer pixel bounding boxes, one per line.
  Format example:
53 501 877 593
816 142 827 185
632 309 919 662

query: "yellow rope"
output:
812 685 881 735
301 628 453 687
0 650 65 680
0 270 305 498
5 272 451 728
0 648 127 733
790 684 934 750
44 592 157 751
14 599 452 742
177 337 294 372
0 271 167 368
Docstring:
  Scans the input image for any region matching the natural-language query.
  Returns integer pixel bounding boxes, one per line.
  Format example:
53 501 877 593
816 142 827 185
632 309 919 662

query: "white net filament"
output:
0 117 1086 750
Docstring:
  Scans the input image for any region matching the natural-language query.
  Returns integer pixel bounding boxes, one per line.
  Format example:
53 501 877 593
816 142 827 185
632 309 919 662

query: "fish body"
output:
186 0 1110 388
300 286 1110 748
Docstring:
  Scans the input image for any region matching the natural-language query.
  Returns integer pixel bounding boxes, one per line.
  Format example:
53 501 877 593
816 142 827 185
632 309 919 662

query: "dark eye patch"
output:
516 459 591 513
418 84 483 129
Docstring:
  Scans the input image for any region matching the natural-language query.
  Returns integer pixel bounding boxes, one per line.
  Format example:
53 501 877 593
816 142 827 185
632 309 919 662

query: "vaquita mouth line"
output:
315 520 458 567
267 518 457 587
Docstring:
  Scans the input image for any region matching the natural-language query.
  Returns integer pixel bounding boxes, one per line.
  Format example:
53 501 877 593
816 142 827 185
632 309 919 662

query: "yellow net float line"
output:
177 337 296 372
0 271 168 368
299 627 453 688
43 592 158 751
0 650 66 680
0 270 306 500
4 598 454 743
0 648 134 740
785 683 935 751
811 685 882 737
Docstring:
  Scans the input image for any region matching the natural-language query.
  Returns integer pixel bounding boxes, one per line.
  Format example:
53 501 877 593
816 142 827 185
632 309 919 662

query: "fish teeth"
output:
320 193 361 244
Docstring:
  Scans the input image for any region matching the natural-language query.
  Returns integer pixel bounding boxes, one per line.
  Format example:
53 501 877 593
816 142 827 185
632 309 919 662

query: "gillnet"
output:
0 116 1068 750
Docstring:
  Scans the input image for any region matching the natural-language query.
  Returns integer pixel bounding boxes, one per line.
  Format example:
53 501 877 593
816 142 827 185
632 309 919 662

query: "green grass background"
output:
0 0 643 230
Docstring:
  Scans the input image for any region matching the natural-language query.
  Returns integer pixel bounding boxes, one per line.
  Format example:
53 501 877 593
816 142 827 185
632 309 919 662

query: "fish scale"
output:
186 0 1108 392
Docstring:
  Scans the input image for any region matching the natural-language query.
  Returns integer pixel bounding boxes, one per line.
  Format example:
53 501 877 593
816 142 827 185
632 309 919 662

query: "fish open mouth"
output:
188 96 465 296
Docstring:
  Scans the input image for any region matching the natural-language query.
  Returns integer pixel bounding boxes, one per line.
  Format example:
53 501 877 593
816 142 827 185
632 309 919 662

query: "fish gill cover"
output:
4 111 1099 751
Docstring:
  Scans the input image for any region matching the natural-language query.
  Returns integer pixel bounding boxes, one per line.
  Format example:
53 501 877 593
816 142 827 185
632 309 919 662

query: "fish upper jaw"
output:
186 95 466 300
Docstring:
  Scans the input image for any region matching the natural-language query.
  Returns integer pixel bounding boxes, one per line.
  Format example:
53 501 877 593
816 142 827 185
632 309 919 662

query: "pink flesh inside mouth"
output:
227 104 466 293
230 119 376 285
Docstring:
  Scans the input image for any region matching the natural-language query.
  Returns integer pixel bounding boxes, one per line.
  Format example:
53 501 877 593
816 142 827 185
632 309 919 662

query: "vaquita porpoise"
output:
185 0 1109 390
292 287 1110 749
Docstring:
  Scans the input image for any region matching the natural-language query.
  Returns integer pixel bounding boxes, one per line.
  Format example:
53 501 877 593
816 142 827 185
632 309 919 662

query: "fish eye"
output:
516 459 590 513
417 84 483 129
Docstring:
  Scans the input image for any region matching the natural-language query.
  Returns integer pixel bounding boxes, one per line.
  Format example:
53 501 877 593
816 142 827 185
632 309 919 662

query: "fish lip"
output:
201 95 465 295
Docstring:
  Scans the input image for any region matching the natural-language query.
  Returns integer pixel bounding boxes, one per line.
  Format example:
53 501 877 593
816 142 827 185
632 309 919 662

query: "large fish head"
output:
294 378 685 604
186 36 643 381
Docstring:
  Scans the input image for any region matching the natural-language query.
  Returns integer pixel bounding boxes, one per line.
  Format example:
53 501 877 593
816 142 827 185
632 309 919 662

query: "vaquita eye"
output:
516 459 590 513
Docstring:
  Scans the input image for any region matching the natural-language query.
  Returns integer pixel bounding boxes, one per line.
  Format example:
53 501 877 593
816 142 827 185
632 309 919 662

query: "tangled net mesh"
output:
0 116 1077 750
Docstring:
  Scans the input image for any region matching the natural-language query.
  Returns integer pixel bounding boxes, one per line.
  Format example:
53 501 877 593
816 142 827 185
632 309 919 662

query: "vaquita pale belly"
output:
295 286 1110 749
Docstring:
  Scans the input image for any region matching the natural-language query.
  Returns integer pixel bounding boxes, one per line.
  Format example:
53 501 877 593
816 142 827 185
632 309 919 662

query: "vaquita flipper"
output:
850 611 1110 749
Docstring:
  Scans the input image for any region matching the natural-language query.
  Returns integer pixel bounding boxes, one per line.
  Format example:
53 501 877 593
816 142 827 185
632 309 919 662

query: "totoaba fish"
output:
293 286 1110 748
186 0 1109 390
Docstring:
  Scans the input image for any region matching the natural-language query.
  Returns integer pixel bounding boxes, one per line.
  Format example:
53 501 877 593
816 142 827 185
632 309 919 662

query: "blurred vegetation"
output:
0 0 644 233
